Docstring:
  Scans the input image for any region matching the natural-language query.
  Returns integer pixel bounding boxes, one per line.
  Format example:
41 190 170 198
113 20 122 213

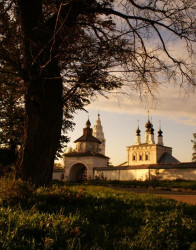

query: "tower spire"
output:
145 110 152 143
93 112 106 155
159 120 161 130
135 120 141 145
157 120 164 145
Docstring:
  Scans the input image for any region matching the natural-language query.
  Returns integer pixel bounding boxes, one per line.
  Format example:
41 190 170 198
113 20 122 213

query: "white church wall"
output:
94 168 149 181
93 157 108 168
94 169 119 180
156 146 172 162
94 167 196 181
64 156 108 181
65 156 92 181
52 169 64 181
127 145 157 165
120 169 149 181
127 145 173 166
152 168 196 181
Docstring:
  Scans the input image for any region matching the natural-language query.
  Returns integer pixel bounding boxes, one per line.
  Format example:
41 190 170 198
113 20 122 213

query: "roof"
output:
117 161 128 166
64 151 109 159
74 134 101 143
158 152 180 163
53 168 65 173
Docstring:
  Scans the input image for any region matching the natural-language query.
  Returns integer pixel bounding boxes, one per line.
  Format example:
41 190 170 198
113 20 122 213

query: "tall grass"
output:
0 178 196 249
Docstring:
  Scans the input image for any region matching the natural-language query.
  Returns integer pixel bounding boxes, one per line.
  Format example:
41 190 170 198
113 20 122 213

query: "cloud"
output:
89 84 196 126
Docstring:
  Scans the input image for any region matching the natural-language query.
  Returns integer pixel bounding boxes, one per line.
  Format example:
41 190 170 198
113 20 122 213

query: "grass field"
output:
0 178 196 249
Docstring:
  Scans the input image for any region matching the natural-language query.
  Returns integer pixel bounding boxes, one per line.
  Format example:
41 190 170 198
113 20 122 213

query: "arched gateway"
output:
64 117 109 181
69 163 87 182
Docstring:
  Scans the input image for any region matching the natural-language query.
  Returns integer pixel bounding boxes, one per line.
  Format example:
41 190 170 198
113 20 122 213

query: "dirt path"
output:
153 193 196 205
112 187 196 205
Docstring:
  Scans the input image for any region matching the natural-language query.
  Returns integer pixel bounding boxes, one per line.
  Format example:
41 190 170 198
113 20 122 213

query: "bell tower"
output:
93 113 106 155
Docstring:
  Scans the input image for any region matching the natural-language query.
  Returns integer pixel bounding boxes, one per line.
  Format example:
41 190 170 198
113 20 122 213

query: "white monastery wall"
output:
53 166 196 182
153 168 196 181
94 166 196 181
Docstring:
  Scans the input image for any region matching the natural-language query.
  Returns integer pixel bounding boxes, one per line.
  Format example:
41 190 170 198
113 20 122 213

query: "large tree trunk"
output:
20 68 63 186
18 0 63 185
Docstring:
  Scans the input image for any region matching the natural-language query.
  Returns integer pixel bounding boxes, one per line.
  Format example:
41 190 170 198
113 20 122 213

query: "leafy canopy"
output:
0 0 195 148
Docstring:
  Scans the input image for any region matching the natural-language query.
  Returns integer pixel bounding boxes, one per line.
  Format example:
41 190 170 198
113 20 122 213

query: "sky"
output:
61 1 196 166
64 83 196 166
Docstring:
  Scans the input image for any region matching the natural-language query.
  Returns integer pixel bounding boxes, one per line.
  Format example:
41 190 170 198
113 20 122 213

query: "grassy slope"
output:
0 179 196 250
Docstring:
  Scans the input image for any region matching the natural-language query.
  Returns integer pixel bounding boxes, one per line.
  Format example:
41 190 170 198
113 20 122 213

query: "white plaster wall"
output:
93 157 107 168
76 142 99 153
65 156 108 181
127 145 157 165
153 168 196 181
65 156 93 181
94 170 119 180
94 169 149 181
94 168 196 181
156 146 172 162
52 171 64 181
127 145 173 165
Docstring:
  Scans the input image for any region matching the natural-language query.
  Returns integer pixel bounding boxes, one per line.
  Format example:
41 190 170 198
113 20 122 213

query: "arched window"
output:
139 153 143 161
132 153 136 161
145 152 150 161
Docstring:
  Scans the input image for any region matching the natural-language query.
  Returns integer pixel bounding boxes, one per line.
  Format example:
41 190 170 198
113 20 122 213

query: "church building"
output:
127 117 179 166
63 114 108 181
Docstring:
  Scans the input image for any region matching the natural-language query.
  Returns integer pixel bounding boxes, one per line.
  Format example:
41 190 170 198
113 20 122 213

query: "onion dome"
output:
158 128 163 137
86 119 91 127
145 119 152 131
150 126 154 134
136 120 141 136
158 121 163 136
136 127 141 136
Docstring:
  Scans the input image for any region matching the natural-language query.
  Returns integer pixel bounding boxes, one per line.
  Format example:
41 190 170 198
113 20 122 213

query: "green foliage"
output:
191 133 196 162
0 178 196 249
0 73 24 148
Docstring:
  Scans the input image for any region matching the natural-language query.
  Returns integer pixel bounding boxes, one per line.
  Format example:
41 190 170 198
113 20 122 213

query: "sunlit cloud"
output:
89 84 196 126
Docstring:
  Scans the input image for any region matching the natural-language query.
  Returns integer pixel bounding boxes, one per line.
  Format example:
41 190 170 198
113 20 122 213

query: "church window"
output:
132 154 136 161
145 152 150 160
139 153 143 161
